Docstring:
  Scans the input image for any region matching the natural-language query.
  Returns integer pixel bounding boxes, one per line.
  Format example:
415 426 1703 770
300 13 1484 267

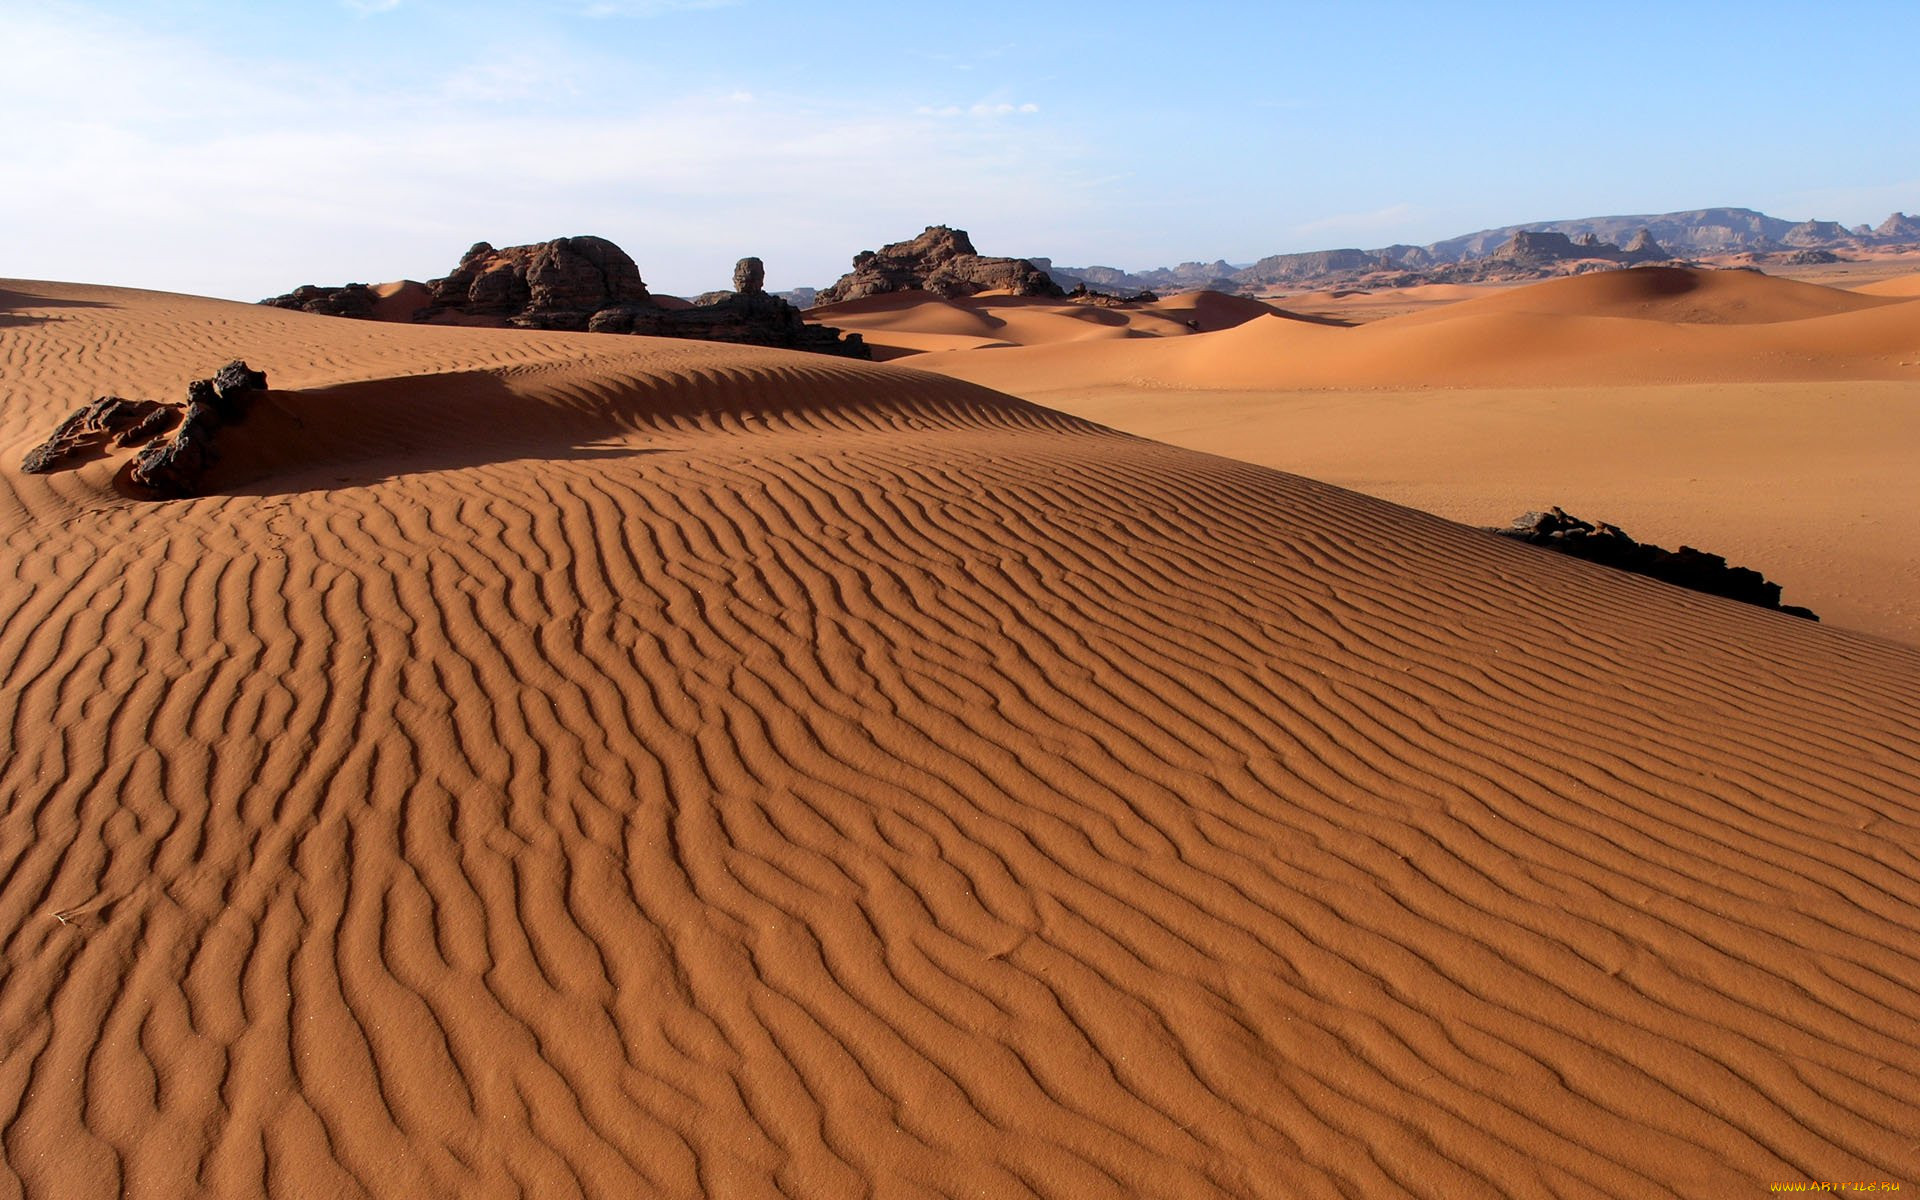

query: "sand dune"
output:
812 289 1299 360
904 268 1920 643
4 279 1920 1198
1851 272 1920 297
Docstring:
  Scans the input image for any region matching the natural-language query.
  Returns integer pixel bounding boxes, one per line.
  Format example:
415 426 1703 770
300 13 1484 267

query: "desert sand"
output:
3 278 1919 1198
831 268 1920 644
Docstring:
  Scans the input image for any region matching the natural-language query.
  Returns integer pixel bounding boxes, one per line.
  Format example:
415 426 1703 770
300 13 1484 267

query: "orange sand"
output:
829 268 1920 643
3 278 1919 1198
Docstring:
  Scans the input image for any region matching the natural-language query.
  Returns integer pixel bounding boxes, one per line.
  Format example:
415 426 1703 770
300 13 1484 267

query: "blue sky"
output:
4 0 1917 298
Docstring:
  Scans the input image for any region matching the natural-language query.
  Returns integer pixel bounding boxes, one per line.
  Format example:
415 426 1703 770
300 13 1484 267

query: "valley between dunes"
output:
820 267 1920 643
2 278 1919 1198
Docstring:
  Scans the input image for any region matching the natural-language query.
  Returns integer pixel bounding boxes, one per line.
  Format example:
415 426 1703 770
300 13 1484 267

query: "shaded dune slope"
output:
3 282 1920 1198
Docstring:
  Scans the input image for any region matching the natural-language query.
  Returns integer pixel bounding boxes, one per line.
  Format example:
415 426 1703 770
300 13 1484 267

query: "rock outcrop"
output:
261 283 379 320
1875 212 1920 241
20 362 269 499
1493 506 1815 619
1622 228 1667 259
421 236 652 330
263 241 866 357
816 226 1063 304
20 397 180 474
588 257 867 357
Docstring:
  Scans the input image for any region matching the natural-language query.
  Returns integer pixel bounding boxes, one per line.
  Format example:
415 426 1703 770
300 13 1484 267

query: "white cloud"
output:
0 11 1088 298
344 0 403 12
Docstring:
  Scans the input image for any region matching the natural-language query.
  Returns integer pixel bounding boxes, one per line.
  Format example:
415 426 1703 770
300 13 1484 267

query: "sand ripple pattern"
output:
3 283 1919 1198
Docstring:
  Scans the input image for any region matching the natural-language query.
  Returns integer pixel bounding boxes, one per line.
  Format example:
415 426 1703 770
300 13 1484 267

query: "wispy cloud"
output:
343 0 403 12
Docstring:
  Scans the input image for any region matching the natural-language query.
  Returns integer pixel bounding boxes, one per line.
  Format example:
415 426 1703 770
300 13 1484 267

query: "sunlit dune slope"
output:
3 280 1919 1199
916 267 1920 391
811 288 1306 360
1850 272 1920 297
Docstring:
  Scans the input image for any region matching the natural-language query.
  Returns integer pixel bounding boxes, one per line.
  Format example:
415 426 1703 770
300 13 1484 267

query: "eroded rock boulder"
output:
20 360 271 498
20 397 180 474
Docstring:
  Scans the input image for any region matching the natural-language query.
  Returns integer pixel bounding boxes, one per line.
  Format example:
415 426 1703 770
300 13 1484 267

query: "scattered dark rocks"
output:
1493 506 1817 620
20 397 180 473
816 225 1064 304
1065 283 1159 307
19 361 269 499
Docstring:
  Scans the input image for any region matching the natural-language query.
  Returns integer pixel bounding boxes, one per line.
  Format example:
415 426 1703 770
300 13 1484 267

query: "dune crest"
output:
3 280 1919 1198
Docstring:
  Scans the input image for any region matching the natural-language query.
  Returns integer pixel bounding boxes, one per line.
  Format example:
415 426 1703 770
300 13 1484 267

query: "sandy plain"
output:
1 274 1918 1199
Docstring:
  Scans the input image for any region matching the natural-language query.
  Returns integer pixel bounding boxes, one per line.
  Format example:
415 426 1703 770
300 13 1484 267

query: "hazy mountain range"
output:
1026 206 1920 294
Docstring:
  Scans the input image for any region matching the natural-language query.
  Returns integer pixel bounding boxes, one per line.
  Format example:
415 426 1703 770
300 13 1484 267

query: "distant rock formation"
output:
20 361 269 499
1235 248 1384 286
1489 229 1669 267
817 226 1063 304
421 236 652 329
1781 219 1857 248
1875 212 1920 240
1622 228 1667 258
1493 506 1815 620
261 283 379 320
1064 283 1158 308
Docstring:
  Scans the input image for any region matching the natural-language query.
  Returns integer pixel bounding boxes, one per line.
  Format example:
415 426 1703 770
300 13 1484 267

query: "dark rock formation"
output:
816 226 1063 304
422 236 652 329
266 238 864 357
587 289 867 358
732 256 765 294
20 397 181 474
1493 506 1815 620
1065 283 1158 307
260 283 378 319
126 361 270 497
21 362 269 497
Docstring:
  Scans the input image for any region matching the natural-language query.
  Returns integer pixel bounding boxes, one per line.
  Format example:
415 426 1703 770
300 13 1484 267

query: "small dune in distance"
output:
4 201 1920 1200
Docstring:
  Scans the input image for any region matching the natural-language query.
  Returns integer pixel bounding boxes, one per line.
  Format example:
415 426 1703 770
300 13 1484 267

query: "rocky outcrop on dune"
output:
261 283 379 320
20 361 269 498
264 240 867 357
817 226 1063 303
19 397 180 474
1494 506 1816 619
587 258 868 357
420 236 652 328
